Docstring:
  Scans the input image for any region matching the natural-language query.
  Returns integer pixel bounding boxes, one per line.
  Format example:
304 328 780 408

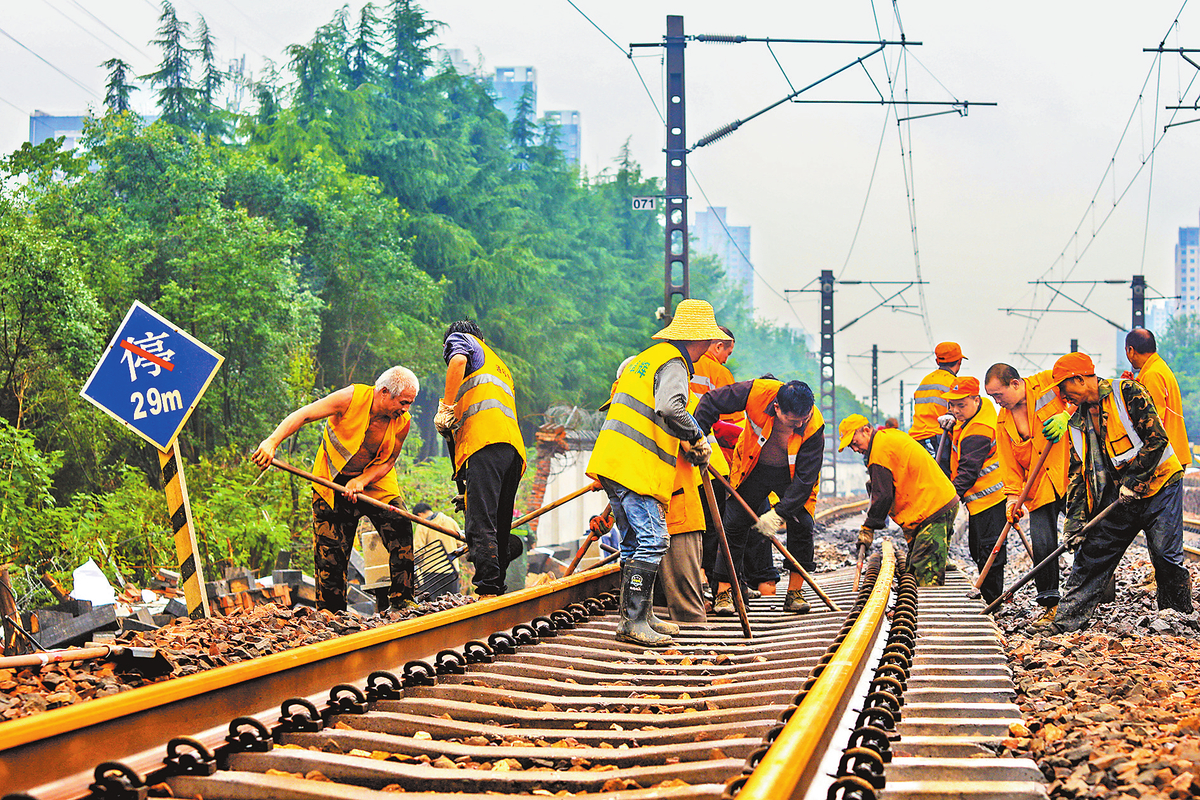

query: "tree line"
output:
0 0 850 588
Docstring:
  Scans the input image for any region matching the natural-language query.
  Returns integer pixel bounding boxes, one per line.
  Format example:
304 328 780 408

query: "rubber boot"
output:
648 564 679 635
616 560 674 646
1158 568 1194 614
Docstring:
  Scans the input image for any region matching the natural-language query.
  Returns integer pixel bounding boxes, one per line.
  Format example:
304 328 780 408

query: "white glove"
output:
937 413 956 431
1119 485 1139 504
681 437 711 469
434 400 457 436
753 508 786 536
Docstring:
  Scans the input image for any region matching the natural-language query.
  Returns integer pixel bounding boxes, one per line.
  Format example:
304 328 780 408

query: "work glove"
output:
858 526 875 547
753 507 786 536
937 413 956 431
1042 411 1069 443
589 512 614 536
1005 496 1025 524
1120 370 1135 380
434 400 458 436
1063 523 1086 552
712 420 742 449
681 436 712 469
451 493 465 513
1119 484 1140 504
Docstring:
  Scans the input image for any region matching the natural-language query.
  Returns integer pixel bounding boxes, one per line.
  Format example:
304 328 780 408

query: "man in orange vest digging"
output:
252 367 419 612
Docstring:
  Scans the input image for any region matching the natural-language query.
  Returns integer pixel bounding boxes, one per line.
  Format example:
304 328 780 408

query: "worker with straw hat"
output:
588 299 730 646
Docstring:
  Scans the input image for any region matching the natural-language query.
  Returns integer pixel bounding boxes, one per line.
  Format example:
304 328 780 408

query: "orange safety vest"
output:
690 352 746 464
994 370 1071 513
452 335 526 475
909 367 957 440
588 343 688 504
1068 379 1182 512
1137 353 1191 467
666 454 705 535
950 398 1005 515
311 384 409 507
729 379 824 516
868 428 957 530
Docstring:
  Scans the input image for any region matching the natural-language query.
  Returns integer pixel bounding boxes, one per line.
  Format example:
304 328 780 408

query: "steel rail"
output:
813 497 868 524
1 565 619 799
735 541 894 800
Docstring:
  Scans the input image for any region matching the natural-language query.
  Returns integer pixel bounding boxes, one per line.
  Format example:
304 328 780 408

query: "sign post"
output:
81 302 224 618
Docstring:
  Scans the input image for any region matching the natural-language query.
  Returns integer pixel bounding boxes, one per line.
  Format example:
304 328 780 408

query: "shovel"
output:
975 444 1053 589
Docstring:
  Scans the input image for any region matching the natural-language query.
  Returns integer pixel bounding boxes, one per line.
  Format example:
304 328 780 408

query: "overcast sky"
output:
4 1 1200 412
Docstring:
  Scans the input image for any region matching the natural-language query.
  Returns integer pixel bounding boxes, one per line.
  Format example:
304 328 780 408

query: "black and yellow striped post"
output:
158 442 210 618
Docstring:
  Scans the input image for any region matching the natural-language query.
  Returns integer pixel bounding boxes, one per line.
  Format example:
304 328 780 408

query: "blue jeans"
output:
599 477 670 566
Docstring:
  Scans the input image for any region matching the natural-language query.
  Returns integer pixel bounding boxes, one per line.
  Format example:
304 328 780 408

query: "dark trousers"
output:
917 434 953 477
463 443 523 595
712 464 811 586
700 478 727 580
1055 479 1191 632
1028 497 1063 607
967 501 1006 604
312 486 413 612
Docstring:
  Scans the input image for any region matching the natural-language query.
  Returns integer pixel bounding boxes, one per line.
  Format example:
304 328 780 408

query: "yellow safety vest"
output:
868 429 957 530
950 399 1005 515
312 384 409 506
1068 379 1182 511
588 343 688 504
909 368 957 440
453 335 526 475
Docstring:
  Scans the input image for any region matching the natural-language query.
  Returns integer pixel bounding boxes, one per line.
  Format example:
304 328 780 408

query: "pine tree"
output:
347 3 382 88
101 58 138 114
193 18 227 139
510 83 537 163
144 1 196 129
383 0 438 97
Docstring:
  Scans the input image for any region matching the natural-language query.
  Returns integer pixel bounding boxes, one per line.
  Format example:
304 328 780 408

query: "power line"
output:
0 25 100 99
63 0 151 59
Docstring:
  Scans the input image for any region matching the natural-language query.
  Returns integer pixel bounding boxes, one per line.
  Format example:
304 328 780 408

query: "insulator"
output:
697 34 746 44
695 121 740 149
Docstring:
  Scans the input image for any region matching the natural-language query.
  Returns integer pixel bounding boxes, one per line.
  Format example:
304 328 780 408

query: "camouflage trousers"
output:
902 502 958 587
312 489 413 612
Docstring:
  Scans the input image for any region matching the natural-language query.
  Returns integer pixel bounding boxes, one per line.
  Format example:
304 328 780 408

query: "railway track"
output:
1 499 1045 800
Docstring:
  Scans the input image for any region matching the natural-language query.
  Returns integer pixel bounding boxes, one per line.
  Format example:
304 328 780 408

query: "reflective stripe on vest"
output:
453 336 526 473
312 384 407 507
690 374 715 391
1069 380 1176 467
1035 388 1058 413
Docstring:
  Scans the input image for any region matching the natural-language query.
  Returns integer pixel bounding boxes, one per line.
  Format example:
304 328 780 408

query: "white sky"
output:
4 1 1200 414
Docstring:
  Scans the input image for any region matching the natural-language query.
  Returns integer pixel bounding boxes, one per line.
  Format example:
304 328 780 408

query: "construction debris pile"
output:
983 540 1200 799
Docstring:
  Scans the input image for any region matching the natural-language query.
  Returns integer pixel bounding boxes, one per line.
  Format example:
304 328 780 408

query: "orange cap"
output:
943 376 980 401
934 341 965 362
1052 352 1095 384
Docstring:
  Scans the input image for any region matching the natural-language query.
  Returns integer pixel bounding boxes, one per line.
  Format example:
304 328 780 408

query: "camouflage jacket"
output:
1063 378 1179 532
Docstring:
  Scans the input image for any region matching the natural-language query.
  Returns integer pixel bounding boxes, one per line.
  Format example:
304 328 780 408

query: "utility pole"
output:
1131 274 1145 330
819 270 836 493
1070 338 1079 353
871 345 879 426
662 15 688 320
899 380 905 429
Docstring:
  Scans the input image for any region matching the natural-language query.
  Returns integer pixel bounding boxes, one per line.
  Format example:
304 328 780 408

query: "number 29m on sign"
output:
132 387 183 420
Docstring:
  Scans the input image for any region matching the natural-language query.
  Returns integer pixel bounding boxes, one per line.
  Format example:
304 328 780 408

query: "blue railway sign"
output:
81 302 224 451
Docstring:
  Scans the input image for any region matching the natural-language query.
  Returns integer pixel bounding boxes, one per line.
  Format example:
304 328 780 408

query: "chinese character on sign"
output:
120 331 175 381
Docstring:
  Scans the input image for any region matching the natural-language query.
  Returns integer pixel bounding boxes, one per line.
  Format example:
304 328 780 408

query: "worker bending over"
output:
943 377 1007 604
695 379 824 615
909 342 965 476
587 299 726 646
252 367 418 612
435 321 527 597
841 414 958 585
984 363 1070 628
1044 352 1192 633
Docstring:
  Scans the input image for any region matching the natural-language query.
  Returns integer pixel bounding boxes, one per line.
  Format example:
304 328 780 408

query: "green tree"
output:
1157 313 1200 442
193 17 228 140
144 1 196 130
102 58 138 113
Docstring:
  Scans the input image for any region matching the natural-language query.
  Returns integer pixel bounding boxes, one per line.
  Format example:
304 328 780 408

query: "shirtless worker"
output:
252 367 419 612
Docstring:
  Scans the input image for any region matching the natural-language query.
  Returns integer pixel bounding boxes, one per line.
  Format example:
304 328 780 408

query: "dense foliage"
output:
0 1 848 588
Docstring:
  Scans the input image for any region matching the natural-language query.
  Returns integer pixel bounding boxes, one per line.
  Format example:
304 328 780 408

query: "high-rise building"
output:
29 111 87 149
432 47 475 76
693 206 753 304
492 66 537 122
542 110 580 166
1177 223 1200 314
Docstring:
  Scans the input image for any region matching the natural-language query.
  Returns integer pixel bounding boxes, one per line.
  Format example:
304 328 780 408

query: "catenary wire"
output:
0 25 101 99
63 0 152 59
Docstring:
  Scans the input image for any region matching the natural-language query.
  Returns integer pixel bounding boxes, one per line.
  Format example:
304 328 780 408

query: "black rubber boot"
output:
1158 568 1194 614
616 560 674 646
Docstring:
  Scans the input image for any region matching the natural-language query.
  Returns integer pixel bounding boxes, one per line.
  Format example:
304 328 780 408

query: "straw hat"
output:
652 299 731 342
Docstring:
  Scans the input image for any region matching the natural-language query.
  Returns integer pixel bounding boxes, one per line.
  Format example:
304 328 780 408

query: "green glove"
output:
1042 411 1069 443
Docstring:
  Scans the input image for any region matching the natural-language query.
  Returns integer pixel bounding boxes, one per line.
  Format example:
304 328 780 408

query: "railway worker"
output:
840 414 959 586
413 503 463 595
694 378 824 616
1125 329 1191 470
587 299 727 646
1045 352 1192 634
251 367 418 612
434 320 527 598
942 377 1007 604
908 342 966 476
983 362 1071 628
658 438 710 623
